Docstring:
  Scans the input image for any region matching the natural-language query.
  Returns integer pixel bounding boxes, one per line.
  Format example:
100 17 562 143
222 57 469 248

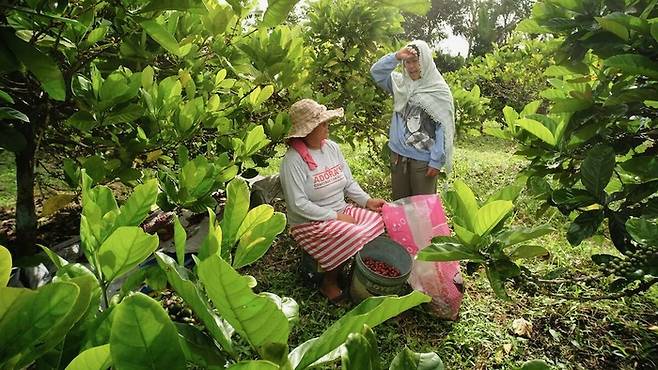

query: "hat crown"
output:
285 99 343 139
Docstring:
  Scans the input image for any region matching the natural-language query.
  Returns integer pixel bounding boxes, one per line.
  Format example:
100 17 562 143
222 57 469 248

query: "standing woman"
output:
370 40 455 200
279 98 386 302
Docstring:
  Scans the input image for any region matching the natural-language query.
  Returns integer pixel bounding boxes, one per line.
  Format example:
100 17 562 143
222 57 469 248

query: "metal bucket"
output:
350 235 412 303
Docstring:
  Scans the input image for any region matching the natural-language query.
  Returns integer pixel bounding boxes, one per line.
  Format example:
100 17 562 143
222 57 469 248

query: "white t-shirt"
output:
280 140 371 226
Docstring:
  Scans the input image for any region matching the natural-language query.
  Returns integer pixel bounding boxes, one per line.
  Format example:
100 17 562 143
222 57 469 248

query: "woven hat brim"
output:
285 108 344 139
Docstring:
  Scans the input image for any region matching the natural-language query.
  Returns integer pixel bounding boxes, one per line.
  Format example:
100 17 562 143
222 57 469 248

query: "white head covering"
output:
391 40 455 173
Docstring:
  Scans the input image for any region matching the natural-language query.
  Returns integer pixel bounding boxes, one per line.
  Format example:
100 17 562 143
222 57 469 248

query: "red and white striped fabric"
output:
290 205 385 271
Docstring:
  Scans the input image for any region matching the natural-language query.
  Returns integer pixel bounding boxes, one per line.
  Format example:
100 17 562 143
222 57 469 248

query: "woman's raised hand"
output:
395 46 417 61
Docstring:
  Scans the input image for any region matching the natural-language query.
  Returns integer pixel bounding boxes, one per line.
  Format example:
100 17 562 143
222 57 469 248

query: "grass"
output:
244 134 658 369
0 150 16 209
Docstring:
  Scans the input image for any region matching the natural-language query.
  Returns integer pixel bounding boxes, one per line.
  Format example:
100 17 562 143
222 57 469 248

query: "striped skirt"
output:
290 205 385 271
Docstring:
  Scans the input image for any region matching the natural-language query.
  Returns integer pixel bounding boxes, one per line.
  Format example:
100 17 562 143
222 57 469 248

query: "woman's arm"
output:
370 52 399 94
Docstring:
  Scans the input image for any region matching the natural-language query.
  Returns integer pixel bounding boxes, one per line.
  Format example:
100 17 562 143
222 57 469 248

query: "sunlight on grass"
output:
0 151 16 208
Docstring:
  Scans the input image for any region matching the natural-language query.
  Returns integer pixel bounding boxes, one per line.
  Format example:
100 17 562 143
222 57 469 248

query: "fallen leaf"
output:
503 343 512 353
512 318 533 338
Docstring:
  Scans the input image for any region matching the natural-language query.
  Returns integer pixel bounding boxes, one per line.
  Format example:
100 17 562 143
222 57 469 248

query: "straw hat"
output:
285 99 344 139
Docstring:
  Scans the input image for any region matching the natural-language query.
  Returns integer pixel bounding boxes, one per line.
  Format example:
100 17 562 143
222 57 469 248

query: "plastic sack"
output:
382 194 463 320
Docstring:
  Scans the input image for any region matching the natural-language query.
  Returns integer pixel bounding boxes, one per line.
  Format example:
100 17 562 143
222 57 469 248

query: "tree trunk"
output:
14 122 37 257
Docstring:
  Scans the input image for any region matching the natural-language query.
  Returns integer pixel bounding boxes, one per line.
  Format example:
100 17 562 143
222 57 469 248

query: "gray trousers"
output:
390 152 438 201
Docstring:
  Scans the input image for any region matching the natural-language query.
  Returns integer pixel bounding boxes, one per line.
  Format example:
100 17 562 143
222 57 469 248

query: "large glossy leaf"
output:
473 200 514 236
140 19 181 56
377 0 431 15
453 223 479 245
140 0 207 12
0 282 79 364
110 293 186 370
220 178 251 251
485 266 509 300
0 245 10 287
237 204 275 240
342 330 380 370
389 347 444 370
156 253 235 355
234 212 286 269
175 323 227 369
519 359 551 370
64 344 111 370
417 242 483 262
262 0 301 27
450 180 479 230
97 227 159 283
619 155 658 182
198 255 289 349
15 275 96 369
173 214 187 265
626 218 658 246
2 31 65 100
227 361 280 369
0 106 29 122
581 144 615 201
115 180 158 228
515 118 556 145
551 188 598 209
289 292 431 370
497 225 555 247
509 245 549 260
603 54 658 79
567 210 605 246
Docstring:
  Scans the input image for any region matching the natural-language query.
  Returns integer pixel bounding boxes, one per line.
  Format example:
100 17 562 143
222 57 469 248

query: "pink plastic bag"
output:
382 194 463 320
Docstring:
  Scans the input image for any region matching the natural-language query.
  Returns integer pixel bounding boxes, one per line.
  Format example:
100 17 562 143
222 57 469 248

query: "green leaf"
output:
509 245 549 259
485 266 509 300
110 293 186 370
0 126 27 152
86 26 108 44
199 208 223 260
342 331 378 370
581 144 615 201
42 193 76 217
156 253 236 356
0 106 29 122
97 227 159 283
289 292 431 370
625 218 658 246
515 118 556 145
66 111 97 132
140 0 207 12
237 204 275 239
173 215 187 266
220 178 251 250
174 323 227 369
474 200 514 236
2 31 66 101
243 125 271 157
262 0 302 27
652 22 658 43
596 17 629 40
450 180 479 231
377 0 431 15
417 242 483 262
603 54 658 79
0 245 10 286
551 188 598 209
619 155 658 182
64 344 111 370
486 185 523 203
567 210 605 246
234 212 286 269
453 223 479 245
140 19 181 56
115 179 158 228
198 255 289 348
104 104 144 125
227 361 280 369
519 359 551 370
497 225 555 247
389 347 444 370
0 89 14 103
0 282 79 364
